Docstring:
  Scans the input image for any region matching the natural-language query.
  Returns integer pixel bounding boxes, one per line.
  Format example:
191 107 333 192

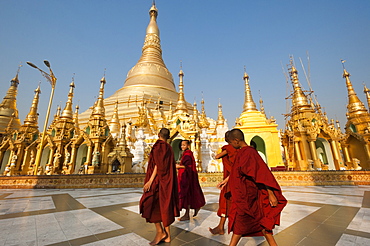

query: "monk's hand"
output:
143 181 151 192
267 189 278 207
217 180 227 190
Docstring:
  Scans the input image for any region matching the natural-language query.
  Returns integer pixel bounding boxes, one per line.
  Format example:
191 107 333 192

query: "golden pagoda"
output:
78 3 192 129
341 65 370 169
235 69 283 168
281 59 345 170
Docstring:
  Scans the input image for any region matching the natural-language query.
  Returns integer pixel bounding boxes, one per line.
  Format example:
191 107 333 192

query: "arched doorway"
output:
75 144 88 174
316 138 335 170
171 139 183 163
112 159 120 172
250 136 267 163
0 150 11 174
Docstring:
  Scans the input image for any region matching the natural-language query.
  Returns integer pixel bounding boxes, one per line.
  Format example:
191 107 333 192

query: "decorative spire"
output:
259 95 267 118
242 67 257 112
138 2 165 66
0 73 21 133
23 85 41 127
192 100 199 125
198 96 210 128
60 79 75 120
342 66 368 117
364 83 370 111
216 99 225 126
109 100 121 137
91 76 106 117
174 66 189 115
73 105 80 129
288 60 312 112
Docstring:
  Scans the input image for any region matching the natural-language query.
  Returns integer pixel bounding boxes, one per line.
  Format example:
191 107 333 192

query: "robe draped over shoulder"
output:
178 149 205 209
228 146 287 236
139 140 180 227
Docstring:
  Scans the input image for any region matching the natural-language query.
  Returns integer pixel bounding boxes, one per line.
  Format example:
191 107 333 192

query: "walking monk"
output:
176 140 205 221
209 131 237 235
227 129 287 246
139 128 180 245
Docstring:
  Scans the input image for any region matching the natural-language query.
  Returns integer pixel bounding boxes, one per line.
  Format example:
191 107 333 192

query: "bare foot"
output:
193 208 200 217
149 231 166 245
178 215 190 221
209 227 225 235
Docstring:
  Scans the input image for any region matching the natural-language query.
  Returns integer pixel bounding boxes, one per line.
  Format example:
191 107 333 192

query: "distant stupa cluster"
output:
0 3 369 176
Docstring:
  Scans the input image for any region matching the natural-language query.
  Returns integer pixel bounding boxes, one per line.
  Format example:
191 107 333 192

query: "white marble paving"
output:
0 186 369 246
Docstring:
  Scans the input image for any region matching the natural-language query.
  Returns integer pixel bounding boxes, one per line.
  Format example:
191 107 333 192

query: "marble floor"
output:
0 186 369 246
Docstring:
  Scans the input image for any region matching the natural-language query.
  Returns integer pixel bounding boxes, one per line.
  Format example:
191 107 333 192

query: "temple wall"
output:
0 170 369 189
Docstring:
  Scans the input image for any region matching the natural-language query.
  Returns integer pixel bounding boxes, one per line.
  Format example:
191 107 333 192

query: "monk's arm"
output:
266 186 278 207
143 165 157 192
215 150 228 159
176 155 191 169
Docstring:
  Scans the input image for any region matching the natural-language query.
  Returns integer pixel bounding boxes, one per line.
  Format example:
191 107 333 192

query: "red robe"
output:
139 140 180 227
217 144 237 217
228 146 287 236
178 149 206 209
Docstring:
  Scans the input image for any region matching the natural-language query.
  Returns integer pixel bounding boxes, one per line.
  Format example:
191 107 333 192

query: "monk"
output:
227 129 287 246
209 131 237 235
176 140 205 221
139 128 180 245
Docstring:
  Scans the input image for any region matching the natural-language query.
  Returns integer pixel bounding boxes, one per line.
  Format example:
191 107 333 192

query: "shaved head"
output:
229 129 245 141
225 130 231 143
159 128 170 140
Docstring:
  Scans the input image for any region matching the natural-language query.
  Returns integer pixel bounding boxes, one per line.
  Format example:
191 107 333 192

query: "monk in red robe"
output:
139 128 180 245
176 140 205 221
227 129 287 246
209 131 237 235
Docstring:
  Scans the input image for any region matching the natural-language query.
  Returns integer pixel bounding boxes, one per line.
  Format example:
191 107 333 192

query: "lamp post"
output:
27 60 57 175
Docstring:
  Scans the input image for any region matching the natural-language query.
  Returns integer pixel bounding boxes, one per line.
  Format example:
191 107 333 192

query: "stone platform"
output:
0 171 369 189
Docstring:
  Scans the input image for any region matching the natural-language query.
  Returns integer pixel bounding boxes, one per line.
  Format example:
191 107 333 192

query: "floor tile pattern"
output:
0 186 369 245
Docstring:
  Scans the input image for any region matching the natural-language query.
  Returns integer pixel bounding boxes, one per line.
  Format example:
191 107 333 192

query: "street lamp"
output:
26 60 57 175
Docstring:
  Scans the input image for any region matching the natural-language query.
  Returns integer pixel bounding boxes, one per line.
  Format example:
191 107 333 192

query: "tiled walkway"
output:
0 186 369 246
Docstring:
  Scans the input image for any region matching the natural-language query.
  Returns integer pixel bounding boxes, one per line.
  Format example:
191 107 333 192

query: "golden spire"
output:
192 101 199 125
342 66 368 117
216 99 225 126
60 79 75 120
73 105 80 129
242 68 257 112
23 85 41 127
175 67 189 115
0 73 21 133
91 76 106 117
123 3 176 93
198 96 210 128
259 95 267 118
364 83 370 111
109 100 121 136
289 60 311 112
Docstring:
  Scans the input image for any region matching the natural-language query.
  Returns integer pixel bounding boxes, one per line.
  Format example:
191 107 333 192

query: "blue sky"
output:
1 0 370 130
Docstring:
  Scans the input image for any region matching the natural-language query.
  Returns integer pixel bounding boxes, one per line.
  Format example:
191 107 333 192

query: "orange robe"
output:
178 149 205 209
139 140 180 227
217 144 237 217
228 146 287 236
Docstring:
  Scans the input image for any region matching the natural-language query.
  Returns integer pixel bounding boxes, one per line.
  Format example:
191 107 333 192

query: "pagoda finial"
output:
216 99 225 126
109 100 121 137
60 76 75 120
259 92 267 118
363 83 370 111
198 93 210 128
23 84 41 127
342 61 368 118
175 64 188 115
288 58 312 112
242 67 257 112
